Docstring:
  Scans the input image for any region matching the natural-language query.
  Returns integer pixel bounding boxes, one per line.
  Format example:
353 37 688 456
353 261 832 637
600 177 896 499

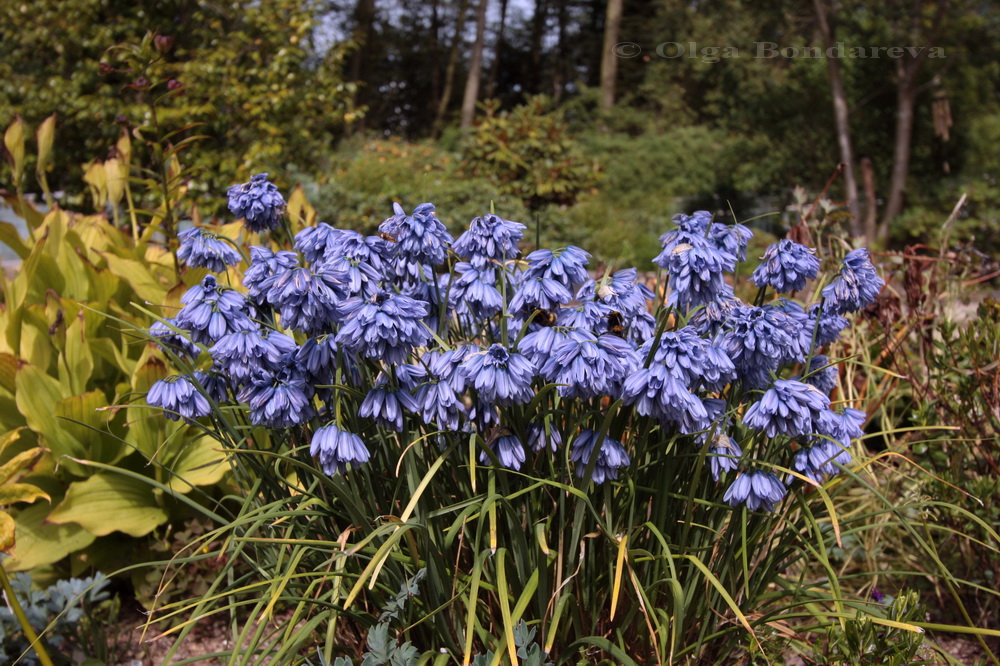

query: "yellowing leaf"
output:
47 472 168 538
104 158 125 205
4 116 25 183
35 113 56 175
0 446 45 485
5 503 95 571
166 436 231 493
0 510 16 555
0 482 49 505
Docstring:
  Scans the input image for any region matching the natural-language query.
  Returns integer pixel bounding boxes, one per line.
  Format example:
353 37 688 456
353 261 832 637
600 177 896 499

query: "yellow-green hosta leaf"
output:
4 116 25 183
0 427 23 456
0 510 16 554
102 253 168 305
0 221 29 260
165 436 231 493
47 472 168 538
60 313 95 395
35 114 56 176
0 353 18 393
15 364 82 460
5 503 96 571
0 482 49 505
0 446 44 485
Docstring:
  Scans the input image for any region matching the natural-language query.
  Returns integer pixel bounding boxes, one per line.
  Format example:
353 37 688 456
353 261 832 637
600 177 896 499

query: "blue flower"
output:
721 305 801 389
310 424 370 475
710 222 754 262
521 247 591 291
293 334 339 382
237 361 314 427
639 326 735 391
790 443 842 484
570 430 630 484
800 355 838 395
452 213 526 267
708 434 743 481
509 275 573 314
400 350 468 431
176 275 256 345
449 263 504 319
227 173 285 233
517 326 582 369
743 379 830 438
294 223 348 265
656 237 737 310
243 246 299 306
193 367 230 403
459 344 535 406
621 366 709 432
337 290 431 365
267 266 348 334
150 319 199 359
814 407 865 455
527 423 562 452
177 227 242 272
360 378 419 431
209 326 296 385
763 298 812 363
147 375 210 421
481 430 526 470
723 470 786 511
379 203 453 281
821 248 884 314
751 240 820 293
808 304 850 347
690 285 744 335
655 211 714 258
540 333 639 399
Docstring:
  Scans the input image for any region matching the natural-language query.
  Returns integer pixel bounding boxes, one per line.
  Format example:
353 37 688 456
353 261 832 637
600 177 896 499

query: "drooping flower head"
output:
452 213 526 267
175 275 256 345
723 470 786 511
621 366 709 432
459 343 536 406
337 290 431 365
743 379 830 438
226 173 285 233
310 424 370 475
540 333 639 399
570 430 630 484
150 319 199 359
177 227 242 272
449 263 504 320
359 377 419 432
821 248 884 314
294 223 348 265
209 326 296 386
147 375 211 422
721 305 801 389
521 247 591 292
510 274 573 315
379 202 453 281
399 350 468 432
751 239 820 294
267 265 348 334
708 433 743 481
527 423 562 452
639 326 735 391
237 359 314 428
480 429 526 470
808 303 850 347
800 354 839 395
656 236 737 310
710 222 754 262
243 246 300 306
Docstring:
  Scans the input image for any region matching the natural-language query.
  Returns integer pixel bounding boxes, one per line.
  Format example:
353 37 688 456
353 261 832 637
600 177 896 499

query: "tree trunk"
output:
486 0 509 99
861 156 878 241
460 0 489 131
528 0 549 95
348 0 377 130
880 61 921 233
813 0 862 236
432 0 470 137
599 0 623 110
552 0 568 100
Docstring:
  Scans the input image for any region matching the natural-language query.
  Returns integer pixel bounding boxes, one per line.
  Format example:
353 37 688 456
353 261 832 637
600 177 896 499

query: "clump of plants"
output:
139 173 964 664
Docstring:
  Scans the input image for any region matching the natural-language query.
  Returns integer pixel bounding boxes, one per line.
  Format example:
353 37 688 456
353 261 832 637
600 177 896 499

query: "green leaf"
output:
165 435 231 493
59 313 95 395
5 503 96 571
15 364 83 460
4 115 25 183
47 472 169 538
102 253 169 305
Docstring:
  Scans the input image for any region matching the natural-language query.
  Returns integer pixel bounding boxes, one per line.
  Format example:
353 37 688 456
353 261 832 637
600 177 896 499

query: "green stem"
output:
0 566 56 666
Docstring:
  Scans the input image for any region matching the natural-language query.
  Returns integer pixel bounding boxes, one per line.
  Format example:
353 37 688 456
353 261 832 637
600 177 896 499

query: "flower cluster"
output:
149 176 882 515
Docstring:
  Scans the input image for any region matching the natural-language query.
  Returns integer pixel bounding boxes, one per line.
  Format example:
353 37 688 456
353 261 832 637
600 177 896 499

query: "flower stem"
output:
0 566 56 666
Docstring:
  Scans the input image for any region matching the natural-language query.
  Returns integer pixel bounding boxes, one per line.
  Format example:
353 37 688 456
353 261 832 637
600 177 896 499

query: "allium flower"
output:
150 319 199 358
310 425 370 475
294 223 348 265
359 379 419 432
193 367 230 402
176 275 256 345
809 304 850 347
509 275 573 314
209 327 295 385
801 355 838 395
690 285 744 335
227 173 285 233
521 247 591 291
527 423 562 452
244 246 299 305
540 333 639 399
267 266 348 334
790 443 842 484
460 344 535 406
570 430 630 484
481 430 526 470
294 335 339 383
337 290 431 365
723 470 786 511
449 263 504 319
238 363 315 428
655 211 714 258
751 240 820 293
763 298 812 364
639 327 735 391
177 227 241 272
452 213 526 266
710 222 754 262
517 326 581 369
401 350 468 431
379 203 453 280
147 375 210 421
657 237 737 310
743 379 830 438
814 407 866 453
707 434 743 481
621 366 709 432
722 305 802 388
821 248 884 314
